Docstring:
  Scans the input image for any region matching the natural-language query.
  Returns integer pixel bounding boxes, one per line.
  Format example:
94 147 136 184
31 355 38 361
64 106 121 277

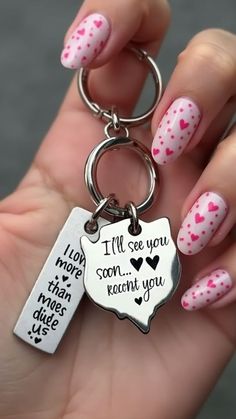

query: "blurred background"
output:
0 0 235 417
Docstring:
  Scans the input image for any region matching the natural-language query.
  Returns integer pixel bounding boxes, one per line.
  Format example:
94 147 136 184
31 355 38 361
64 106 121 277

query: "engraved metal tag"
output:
14 207 108 353
81 217 181 333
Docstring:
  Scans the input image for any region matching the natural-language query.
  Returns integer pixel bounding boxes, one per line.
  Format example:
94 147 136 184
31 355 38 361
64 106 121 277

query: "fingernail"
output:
152 98 201 164
177 192 228 255
61 13 110 69
181 269 232 311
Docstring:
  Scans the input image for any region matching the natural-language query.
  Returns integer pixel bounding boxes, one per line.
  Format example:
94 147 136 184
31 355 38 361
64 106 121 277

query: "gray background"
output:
0 0 235 417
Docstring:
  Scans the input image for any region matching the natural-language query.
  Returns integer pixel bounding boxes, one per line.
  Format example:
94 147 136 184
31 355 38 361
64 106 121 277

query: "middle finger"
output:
151 28 236 165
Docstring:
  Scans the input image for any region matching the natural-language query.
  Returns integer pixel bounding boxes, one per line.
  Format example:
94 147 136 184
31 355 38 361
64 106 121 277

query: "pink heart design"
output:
94 20 103 28
182 300 189 308
207 279 216 288
78 28 85 35
166 148 174 156
208 202 219 212
191 233 199 241
153 148 160 156
179 119 189 130
195 213 205 224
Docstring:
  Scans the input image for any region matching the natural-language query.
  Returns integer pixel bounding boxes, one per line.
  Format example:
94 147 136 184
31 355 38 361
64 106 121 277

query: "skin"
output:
0 1 236 418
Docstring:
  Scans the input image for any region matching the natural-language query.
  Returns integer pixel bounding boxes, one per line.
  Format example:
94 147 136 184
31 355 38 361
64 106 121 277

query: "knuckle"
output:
190 28 233 44
179 30 236 86
192 43 235 79
215 136 236 162
136 0 171 39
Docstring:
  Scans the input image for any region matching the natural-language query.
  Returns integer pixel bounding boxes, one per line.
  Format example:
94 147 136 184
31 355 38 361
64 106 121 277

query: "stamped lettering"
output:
81 217 181 333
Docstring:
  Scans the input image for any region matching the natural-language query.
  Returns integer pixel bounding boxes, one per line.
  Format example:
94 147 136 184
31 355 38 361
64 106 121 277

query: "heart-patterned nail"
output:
152 97 201 165
177 192 227 255
181 269 232 311
61 13 110 69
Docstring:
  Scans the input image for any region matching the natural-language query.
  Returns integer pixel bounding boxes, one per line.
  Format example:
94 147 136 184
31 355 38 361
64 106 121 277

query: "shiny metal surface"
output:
14 207 109 353
84 135 159 218
81 217 181 333
77 45 162 127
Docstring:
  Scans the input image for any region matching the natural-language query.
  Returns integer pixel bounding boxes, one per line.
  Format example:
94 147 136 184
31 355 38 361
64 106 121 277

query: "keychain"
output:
13 45 181 353
79 46 181 333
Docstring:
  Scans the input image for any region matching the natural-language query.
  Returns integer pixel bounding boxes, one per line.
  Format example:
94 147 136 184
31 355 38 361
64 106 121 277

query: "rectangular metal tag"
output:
13 207 108 354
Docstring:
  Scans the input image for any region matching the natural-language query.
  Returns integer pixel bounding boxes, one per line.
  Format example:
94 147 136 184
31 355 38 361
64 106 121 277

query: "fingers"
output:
61 0 170 70
19 1 170 209
151 29 236 165
177 125 236 255
181 243 236 312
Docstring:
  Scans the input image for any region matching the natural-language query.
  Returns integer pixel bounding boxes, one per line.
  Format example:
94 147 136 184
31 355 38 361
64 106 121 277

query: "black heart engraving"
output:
130 257 143 271
135 297 142 305
62 275 69 282
34 337 42 344
146 255 160 270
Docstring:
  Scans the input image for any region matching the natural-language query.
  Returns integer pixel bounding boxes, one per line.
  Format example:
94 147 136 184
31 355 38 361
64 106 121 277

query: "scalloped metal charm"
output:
81 217 181 333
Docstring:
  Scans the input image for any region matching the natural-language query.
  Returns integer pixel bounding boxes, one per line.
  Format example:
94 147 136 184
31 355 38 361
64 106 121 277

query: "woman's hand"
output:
0 1 236 418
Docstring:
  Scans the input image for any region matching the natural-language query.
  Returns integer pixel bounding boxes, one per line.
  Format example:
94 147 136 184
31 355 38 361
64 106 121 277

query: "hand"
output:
0 1 236 418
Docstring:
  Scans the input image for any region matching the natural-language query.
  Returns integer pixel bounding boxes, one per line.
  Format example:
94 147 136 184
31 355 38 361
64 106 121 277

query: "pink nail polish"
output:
152 98 201 164
177 192 227 255
61 13 110 69
181 269 232 311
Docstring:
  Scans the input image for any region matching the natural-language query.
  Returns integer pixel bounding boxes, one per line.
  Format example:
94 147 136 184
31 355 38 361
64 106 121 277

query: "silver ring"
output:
91 194 117 221
84 194 117 234
84 136 159 218
77 45 162 127
104 122 129 139
126 202 140 235
111 106 121 132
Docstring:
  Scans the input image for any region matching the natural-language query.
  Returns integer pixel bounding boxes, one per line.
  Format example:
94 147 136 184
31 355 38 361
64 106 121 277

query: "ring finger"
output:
177 124 236 255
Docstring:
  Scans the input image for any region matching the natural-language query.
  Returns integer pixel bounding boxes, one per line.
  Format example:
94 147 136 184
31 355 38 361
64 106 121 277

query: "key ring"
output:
84 194 117 233
84 135 159 218
77 44 162 127
126 202 141 236
79 45 162 218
